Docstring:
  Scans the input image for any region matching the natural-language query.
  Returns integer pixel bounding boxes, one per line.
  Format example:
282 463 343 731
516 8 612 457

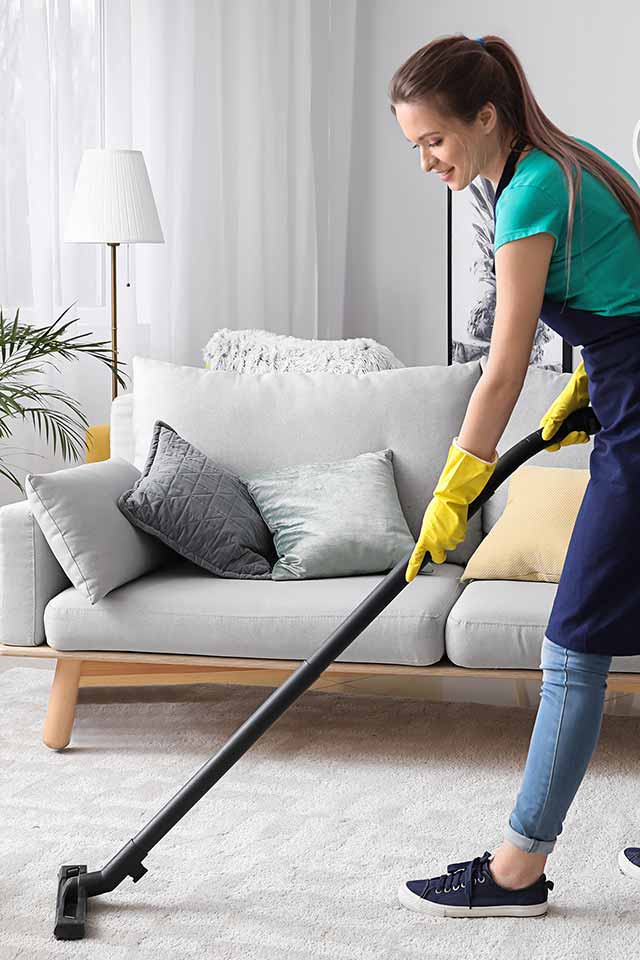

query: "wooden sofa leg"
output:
514 679 530 707
44 659 83 750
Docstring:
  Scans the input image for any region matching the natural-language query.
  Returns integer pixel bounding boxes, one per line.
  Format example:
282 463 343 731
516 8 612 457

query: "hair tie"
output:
474 37 486 47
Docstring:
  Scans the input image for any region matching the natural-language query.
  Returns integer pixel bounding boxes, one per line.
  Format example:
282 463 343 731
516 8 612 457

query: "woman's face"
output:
394 100 492 190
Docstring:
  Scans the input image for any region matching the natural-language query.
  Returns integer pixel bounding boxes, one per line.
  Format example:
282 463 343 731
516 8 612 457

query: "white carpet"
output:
2 665 640 959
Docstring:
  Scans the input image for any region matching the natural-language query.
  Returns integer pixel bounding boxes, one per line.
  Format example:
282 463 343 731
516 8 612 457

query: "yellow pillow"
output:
460 465 589 583
86 423 110 463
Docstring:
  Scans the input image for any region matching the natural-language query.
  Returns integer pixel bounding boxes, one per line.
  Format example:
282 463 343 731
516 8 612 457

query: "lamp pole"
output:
108 242 119 401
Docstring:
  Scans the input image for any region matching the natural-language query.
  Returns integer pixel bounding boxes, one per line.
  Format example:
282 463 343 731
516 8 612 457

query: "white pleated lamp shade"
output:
64 148 164 243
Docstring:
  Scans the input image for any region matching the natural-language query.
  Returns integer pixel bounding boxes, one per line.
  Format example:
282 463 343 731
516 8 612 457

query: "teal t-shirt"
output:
493 137 640 316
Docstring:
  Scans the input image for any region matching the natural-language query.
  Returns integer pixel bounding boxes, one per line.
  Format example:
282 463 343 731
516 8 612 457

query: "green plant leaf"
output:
0 303 130 482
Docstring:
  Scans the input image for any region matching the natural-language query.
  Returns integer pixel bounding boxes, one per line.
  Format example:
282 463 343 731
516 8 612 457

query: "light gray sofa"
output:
2 353 640 749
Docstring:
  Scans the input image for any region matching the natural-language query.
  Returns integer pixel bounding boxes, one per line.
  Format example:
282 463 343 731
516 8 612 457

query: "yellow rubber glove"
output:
539 359 590 452
405 437 499 583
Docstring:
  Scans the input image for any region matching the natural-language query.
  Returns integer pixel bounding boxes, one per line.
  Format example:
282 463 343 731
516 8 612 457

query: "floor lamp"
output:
64 148 164 403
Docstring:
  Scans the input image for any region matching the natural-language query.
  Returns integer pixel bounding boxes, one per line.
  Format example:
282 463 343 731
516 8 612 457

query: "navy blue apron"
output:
493 139 640 656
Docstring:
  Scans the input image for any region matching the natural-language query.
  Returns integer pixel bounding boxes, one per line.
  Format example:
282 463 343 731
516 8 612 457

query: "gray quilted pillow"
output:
118 420 276 579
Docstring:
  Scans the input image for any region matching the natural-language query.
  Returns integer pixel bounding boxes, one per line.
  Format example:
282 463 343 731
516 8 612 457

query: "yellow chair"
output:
85 424 110 463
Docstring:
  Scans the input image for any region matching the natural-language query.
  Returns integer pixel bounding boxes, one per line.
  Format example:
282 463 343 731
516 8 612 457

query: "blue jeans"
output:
505 635 612 855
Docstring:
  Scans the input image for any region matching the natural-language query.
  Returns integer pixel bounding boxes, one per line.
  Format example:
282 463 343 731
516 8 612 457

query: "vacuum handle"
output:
548 404 601 444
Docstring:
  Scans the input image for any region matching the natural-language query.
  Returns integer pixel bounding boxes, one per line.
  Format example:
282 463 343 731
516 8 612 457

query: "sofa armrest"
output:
0 499 71 646
110 391 134 465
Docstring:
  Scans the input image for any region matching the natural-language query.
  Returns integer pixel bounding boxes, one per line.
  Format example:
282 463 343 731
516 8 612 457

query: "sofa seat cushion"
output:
446 580 640 673
43 558 466 666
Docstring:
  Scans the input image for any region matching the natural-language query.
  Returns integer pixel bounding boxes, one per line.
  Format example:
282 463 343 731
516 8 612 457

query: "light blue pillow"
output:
243 449 427 580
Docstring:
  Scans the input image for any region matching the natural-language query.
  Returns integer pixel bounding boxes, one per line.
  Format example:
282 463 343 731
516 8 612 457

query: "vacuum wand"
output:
53 404 600 940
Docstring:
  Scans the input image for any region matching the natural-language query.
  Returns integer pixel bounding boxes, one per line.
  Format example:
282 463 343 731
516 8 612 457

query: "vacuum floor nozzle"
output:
54 864 88 940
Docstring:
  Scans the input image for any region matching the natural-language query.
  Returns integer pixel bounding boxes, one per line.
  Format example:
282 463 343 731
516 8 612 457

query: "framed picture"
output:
446 175 572 373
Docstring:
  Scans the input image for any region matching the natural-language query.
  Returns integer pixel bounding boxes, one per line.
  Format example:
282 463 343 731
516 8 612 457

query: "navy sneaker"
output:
398 850 554 918
618 847 640 880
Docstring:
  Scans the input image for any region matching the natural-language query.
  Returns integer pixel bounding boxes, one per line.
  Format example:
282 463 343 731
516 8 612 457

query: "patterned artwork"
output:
448 175 571 373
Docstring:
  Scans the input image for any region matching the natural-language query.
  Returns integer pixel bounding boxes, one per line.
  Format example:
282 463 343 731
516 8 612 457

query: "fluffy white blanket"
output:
202 328 404 373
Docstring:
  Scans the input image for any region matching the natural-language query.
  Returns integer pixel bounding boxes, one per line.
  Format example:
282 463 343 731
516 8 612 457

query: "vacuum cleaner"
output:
53 404 600 940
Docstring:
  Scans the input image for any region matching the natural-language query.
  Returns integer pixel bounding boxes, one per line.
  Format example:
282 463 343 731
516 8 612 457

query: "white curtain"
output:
107 0 358 364
0 0 111 507
0 0 358 505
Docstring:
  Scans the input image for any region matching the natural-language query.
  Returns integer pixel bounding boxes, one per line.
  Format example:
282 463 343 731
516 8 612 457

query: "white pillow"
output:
25 457 171 604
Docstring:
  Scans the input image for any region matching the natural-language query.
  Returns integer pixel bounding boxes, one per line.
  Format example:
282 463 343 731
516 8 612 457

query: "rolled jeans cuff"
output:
504 821 557 855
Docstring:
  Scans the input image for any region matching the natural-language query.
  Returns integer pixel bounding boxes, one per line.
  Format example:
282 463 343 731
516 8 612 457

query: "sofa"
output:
2 352 640 750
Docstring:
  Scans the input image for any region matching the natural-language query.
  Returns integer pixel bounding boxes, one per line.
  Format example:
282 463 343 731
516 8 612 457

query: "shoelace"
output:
421 850 493 909
420 850 554 910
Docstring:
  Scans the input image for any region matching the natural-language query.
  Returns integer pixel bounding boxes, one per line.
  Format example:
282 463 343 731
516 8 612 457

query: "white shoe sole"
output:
618 849 640 880
397 881 549 918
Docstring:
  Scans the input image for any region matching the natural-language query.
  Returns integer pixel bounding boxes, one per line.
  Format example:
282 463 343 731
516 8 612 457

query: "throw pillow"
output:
118 420 277 579
243 448 421 580
460 465 590 583
25 458 172 605
202 328 404 372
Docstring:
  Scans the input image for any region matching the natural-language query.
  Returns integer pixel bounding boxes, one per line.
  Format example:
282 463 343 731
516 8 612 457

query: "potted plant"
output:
0 302 129 493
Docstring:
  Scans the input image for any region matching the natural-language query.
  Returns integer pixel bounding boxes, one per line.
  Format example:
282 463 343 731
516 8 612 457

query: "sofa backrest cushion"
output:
112 355 485 565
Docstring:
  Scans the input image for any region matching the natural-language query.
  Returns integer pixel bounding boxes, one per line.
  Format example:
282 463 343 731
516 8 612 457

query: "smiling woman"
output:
388 33 640 305
386 30 640 923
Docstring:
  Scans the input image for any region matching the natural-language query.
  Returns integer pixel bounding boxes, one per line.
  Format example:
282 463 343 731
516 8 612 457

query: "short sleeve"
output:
494 184 565 256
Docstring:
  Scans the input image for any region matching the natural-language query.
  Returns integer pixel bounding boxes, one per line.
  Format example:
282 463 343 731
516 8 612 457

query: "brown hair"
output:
388 33 640 306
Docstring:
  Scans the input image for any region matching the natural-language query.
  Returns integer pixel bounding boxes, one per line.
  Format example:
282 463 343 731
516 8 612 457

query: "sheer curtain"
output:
120 0 357 363
0 0 110 507
0 0 357 505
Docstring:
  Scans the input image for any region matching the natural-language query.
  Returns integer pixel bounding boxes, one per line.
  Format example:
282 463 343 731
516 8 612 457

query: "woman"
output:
388 33 640 918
